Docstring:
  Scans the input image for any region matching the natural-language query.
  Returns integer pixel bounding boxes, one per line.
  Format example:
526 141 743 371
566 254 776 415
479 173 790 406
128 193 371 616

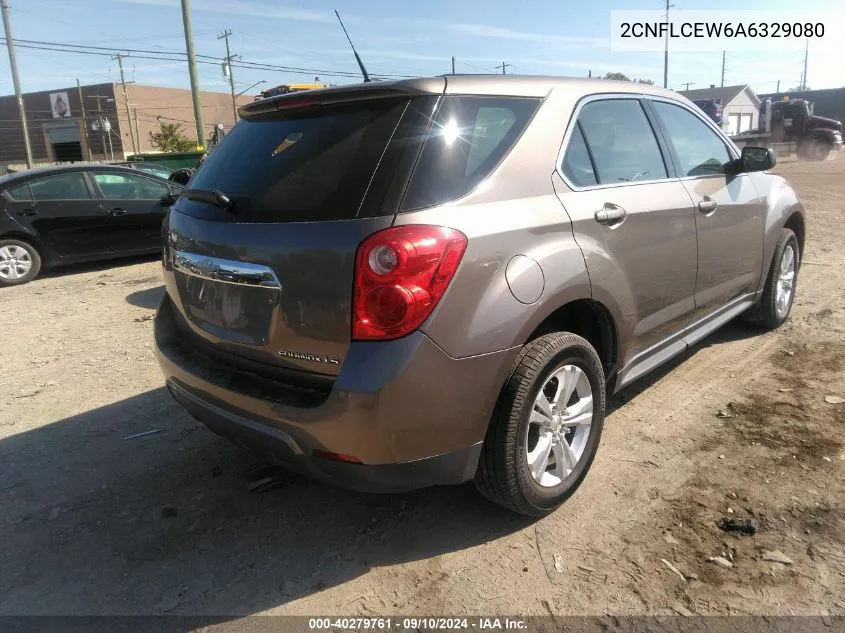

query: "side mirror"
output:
160 192 178 206
740 146 776 172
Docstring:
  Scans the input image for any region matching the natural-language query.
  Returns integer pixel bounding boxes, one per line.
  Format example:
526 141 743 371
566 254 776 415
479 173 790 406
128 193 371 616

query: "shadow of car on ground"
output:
0 312 762 616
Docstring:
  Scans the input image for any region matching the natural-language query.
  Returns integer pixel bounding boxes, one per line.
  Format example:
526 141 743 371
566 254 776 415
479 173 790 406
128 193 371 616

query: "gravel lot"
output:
1 157 843 617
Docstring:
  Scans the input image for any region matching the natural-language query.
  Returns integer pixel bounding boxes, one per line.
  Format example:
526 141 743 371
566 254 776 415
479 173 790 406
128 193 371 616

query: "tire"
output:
474 332 606 517
0 238 42 287
745 228 799 330
808 139 832 161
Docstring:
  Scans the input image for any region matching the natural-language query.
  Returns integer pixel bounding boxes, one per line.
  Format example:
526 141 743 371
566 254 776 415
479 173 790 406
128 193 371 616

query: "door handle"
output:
594 204 627 226
110 208 127 216
698 198 718 214
18 208 37 217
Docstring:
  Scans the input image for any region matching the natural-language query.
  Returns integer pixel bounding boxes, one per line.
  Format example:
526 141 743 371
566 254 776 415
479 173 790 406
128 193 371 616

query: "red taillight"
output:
352 225 468 341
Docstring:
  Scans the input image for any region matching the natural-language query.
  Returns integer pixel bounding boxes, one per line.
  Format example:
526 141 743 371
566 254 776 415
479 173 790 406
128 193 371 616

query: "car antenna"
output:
334 10 371 83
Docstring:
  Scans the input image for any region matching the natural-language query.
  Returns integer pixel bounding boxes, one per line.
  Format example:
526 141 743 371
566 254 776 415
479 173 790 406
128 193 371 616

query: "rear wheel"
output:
474 332 606 517
746 228 799 330
0 239 42 287
808 139 832 161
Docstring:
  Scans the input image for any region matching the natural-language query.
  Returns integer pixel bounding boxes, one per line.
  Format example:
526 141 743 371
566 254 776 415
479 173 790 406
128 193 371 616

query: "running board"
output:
616 295 756 390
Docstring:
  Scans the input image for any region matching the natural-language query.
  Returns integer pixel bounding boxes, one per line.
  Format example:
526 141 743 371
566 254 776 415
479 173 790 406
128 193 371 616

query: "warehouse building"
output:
0 82 252 168
679 84 761 136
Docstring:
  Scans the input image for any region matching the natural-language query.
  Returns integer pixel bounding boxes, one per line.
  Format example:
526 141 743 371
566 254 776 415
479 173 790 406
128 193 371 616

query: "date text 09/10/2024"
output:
307 618 528 630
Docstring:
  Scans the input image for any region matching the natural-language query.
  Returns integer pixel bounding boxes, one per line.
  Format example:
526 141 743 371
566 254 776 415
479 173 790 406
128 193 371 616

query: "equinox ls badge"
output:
278 349 341 365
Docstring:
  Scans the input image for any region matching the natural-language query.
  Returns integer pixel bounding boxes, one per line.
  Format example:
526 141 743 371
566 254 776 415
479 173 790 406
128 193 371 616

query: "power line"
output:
1 37 411 79
454 58 494 72
0 40 350 77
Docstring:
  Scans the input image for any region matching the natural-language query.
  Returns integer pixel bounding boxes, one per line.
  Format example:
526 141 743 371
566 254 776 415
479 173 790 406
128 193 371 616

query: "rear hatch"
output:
163 84 442 378
162 79 542 382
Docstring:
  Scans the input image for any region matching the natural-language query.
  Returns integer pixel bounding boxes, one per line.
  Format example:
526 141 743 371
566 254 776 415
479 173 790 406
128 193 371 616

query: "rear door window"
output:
133 164 172 180
28 173 92 200
400 96 541 210
6 183 32 201
93 172 169 199
179 97 410 223
575 99 668 185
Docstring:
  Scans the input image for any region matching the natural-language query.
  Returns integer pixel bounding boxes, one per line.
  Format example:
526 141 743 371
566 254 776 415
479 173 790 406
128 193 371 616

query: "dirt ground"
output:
1 157 843 618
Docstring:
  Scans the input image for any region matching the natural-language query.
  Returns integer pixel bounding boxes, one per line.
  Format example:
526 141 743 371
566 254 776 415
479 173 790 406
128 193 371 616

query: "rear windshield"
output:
176 94 540 223
400 96 541 211
179 97 409 223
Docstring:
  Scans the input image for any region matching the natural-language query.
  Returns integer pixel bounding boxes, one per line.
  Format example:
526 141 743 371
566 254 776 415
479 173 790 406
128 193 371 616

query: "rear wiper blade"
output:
182 189 235 212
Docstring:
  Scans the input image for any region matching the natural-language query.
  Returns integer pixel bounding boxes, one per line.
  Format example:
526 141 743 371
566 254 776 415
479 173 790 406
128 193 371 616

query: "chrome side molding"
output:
173 250 281 289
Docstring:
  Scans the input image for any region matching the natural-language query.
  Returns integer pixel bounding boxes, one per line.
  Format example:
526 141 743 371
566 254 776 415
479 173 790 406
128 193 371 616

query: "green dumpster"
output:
126 151 204 170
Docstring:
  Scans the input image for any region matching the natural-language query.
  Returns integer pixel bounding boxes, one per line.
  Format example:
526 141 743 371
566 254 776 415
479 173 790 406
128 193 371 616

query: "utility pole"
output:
720 51 726 87
112 53 138 156
451 56 455 75
1 0 33 168
495 61 512 75
133 106 141 153
663 0 672 89
76 79 93 161
181 0 205 149
681 81 694 90
776 79 781 93
801 39 809 90
218 29 238 123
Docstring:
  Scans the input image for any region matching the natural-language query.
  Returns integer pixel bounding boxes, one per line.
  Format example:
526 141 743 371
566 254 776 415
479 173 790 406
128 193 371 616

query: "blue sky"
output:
2 0 843 98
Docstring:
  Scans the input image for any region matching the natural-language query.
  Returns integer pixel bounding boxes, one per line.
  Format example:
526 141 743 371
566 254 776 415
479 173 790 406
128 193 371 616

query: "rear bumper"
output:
155 294 519 492
166 380 482 493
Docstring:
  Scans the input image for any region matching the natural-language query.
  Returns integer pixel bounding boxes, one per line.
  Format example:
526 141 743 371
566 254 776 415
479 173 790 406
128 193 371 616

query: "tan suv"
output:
155 76 804 516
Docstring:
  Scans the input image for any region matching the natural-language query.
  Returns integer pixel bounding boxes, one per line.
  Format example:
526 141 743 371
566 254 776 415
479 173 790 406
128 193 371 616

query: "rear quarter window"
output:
400 96 541 211
6 183 32 201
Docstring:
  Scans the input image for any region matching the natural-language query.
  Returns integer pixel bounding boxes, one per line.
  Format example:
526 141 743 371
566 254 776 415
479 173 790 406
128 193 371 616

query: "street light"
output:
236 80 266 98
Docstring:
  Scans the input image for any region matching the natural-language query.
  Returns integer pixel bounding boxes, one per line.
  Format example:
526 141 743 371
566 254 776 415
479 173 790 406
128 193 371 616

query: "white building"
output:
679 84 761 136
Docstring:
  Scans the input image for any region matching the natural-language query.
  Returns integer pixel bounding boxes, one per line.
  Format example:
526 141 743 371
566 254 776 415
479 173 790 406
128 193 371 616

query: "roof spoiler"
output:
238 79 446 118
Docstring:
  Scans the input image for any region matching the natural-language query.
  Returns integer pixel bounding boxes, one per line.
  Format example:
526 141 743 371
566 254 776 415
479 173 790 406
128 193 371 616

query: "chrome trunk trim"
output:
173 250 281 289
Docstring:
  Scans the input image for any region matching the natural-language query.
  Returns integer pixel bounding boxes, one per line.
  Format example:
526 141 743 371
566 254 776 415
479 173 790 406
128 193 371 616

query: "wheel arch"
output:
522 298 620 390
0 231 47 262
783 208 806 257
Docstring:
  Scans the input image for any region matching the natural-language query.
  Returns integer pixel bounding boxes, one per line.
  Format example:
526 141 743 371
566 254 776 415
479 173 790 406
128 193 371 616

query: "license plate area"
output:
173 251 281 347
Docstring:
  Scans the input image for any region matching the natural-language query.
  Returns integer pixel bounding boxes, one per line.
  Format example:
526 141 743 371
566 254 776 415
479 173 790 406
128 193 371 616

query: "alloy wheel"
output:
775 244 796 318
525 364 594 487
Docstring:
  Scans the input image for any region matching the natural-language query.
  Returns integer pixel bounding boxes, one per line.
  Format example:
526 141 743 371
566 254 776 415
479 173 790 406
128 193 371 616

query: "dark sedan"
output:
0 165 181 286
